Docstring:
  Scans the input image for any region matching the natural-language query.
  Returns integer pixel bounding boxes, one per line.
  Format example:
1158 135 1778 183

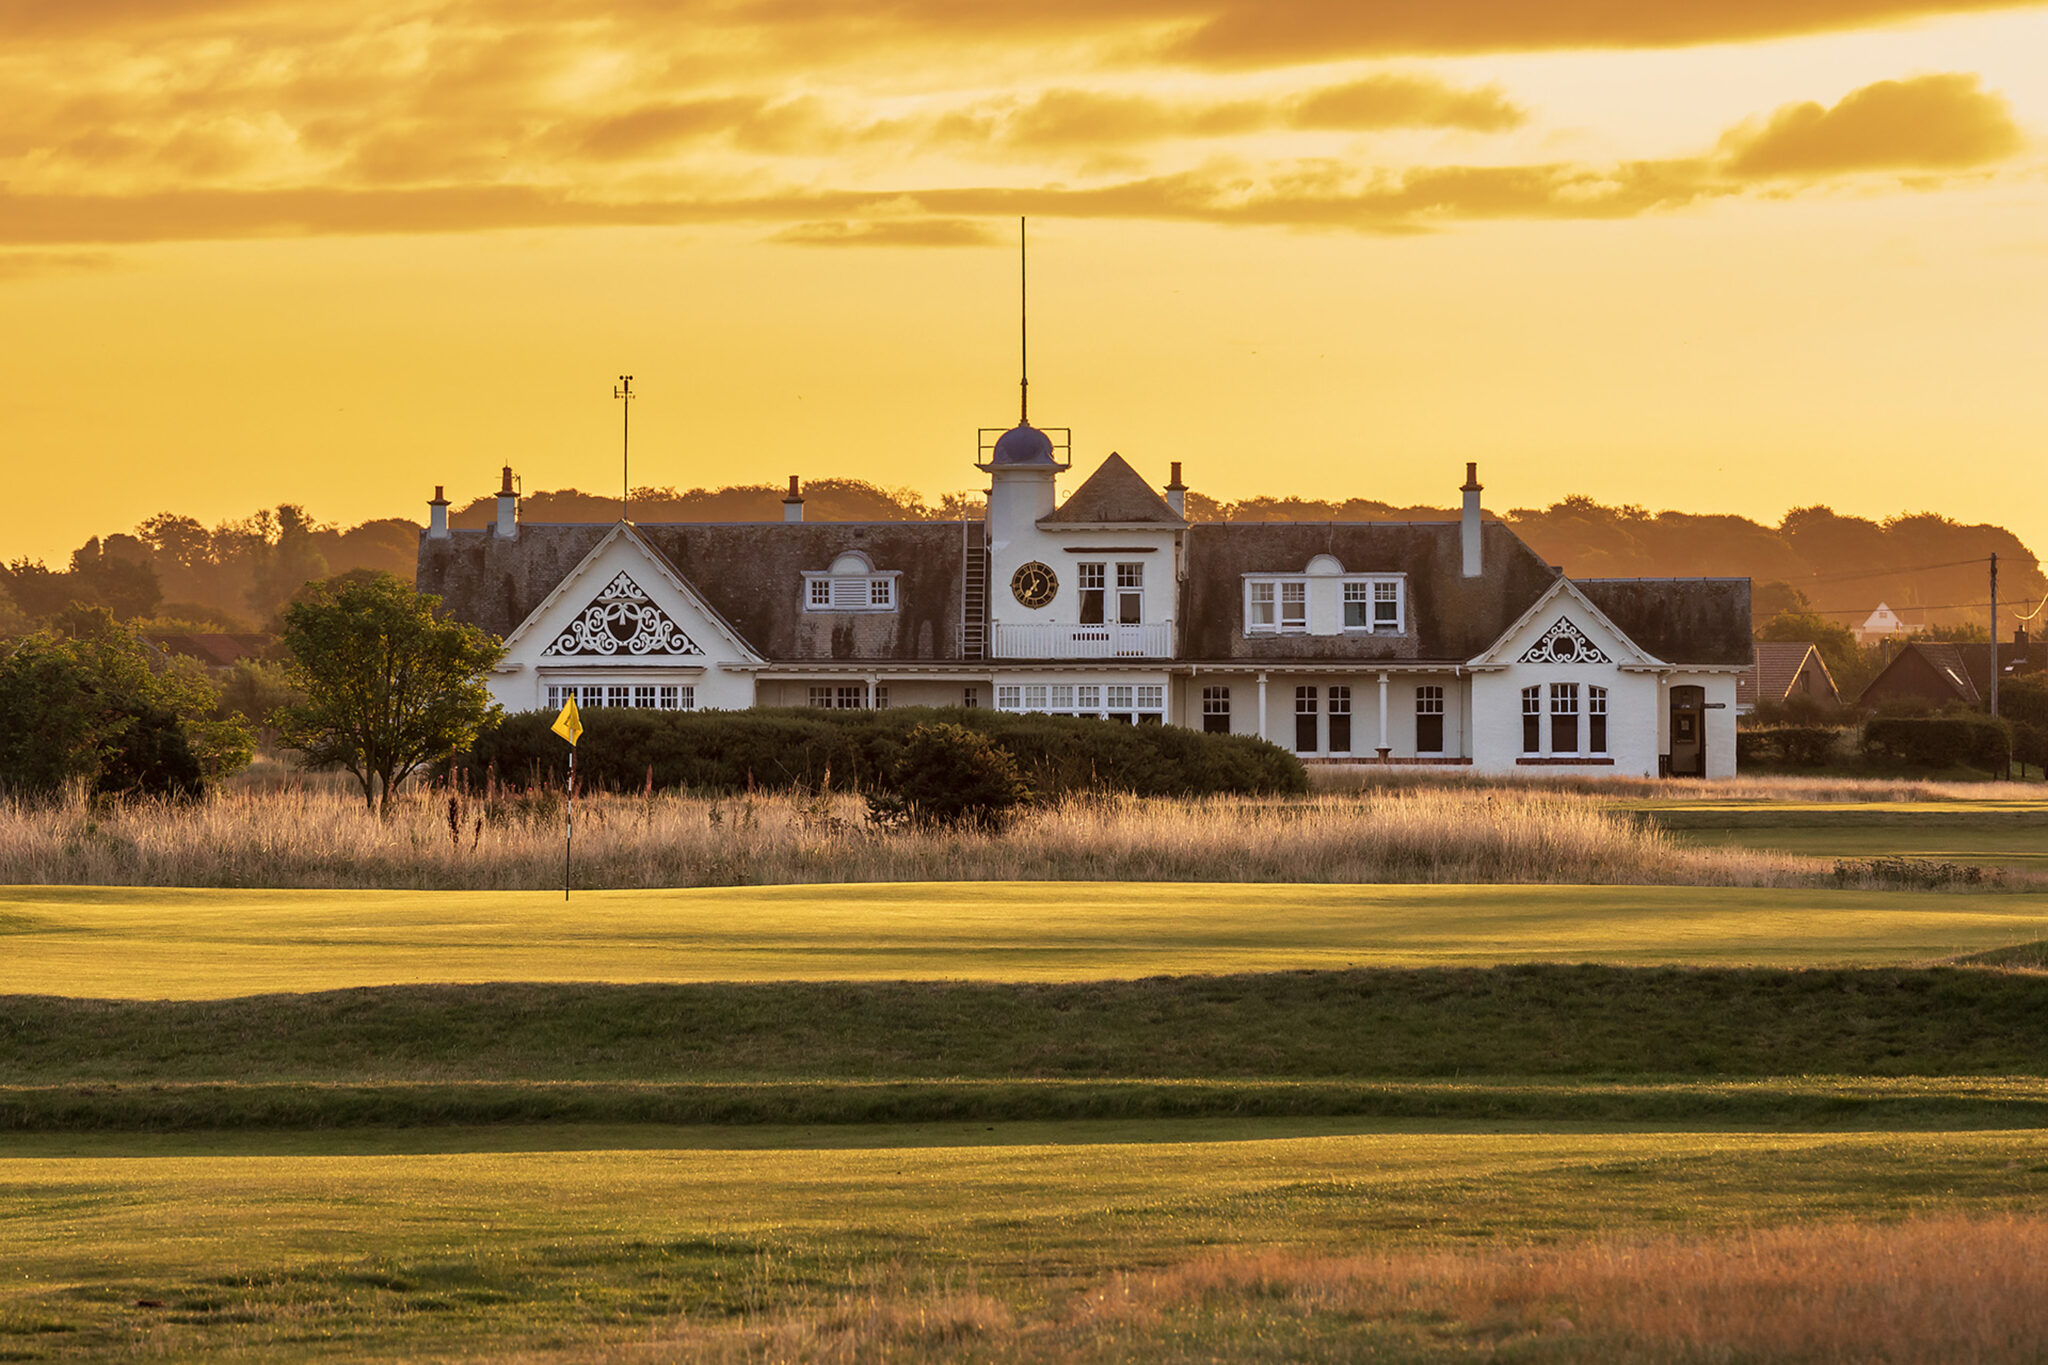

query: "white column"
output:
1377 671 1391 759
1256 672 1269 743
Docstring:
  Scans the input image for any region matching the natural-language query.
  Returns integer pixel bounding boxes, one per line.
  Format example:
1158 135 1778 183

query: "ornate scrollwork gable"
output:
1518 617 1612 665
543 571 702 657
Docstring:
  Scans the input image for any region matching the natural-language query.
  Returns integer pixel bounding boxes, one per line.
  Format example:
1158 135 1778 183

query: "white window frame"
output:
1246 574 1406 636
547 681 696 712
993 678 1164 724
801 568 900 613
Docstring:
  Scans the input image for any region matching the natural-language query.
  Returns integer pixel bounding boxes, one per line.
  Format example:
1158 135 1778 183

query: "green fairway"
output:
3 1124 2045 1360
5 882 2046 998
1674 824 2048 873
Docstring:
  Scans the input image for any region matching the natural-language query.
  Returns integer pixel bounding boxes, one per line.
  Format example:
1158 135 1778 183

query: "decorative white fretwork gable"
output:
544 572 702 657
1518 617 1612 665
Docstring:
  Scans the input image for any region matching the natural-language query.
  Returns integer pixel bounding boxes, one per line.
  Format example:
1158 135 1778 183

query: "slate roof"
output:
1735 640 1838 709
1038 453 1185 526
1575 580 1754 668
1178 521 1560 662
1859 640 1979 707
418 521 973 662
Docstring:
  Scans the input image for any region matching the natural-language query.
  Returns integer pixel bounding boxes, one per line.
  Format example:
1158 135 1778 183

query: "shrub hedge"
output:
465 706 1308 798
1735 725 1846 770
1860 714 2011 774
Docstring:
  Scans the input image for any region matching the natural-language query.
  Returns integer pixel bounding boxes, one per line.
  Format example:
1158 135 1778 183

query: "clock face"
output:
1010 561 1058 608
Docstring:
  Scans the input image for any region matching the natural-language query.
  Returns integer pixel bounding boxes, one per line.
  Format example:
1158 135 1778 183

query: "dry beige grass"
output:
0 783 1822 889
470 1214 2048 1363
1311 766 2046 802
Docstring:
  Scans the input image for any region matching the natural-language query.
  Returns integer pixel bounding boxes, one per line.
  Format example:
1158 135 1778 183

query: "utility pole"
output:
613 375 634 522
1990 551 1999 720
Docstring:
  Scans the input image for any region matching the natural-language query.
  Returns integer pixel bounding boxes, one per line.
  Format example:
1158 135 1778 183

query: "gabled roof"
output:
496 521 763 665
1859 640 1979 707
1736 640 1839 708
1468 576 1664 668
1039 453 1185 527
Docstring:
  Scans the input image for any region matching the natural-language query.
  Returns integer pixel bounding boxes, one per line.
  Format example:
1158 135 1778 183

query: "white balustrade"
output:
986 621 1174 659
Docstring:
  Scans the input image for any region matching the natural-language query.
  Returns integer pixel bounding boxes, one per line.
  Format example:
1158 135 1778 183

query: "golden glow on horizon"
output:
0 2 2045 566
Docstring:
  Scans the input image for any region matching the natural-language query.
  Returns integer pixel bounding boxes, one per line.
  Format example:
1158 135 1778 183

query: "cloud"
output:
1719 73 2024 177
0 74 2024 245
1156 0 2041 65
770 217 1001 246
0 249 120 280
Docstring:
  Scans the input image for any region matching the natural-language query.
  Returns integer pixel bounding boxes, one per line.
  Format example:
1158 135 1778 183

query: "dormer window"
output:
1245 569 1404 636
804 552 899 613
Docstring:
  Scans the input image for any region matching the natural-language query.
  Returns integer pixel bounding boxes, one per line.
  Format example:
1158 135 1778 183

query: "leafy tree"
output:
0 626 252 799
866 722 1032 830
276 574 503 816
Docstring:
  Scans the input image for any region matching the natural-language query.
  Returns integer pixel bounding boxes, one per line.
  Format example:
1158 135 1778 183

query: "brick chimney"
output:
495 466 519 540
1164 461 1187 518
427 485 450 539
1460 462 1483 578
783 475 805 523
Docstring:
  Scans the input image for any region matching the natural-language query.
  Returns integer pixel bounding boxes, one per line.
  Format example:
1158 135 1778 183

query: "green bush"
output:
465 706 1307 798
866 722 1033 829
1861 714 2011 774
1735 725 1846 769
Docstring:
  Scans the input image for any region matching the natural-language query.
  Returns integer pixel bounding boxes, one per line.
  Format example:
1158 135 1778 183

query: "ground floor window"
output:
1588 685 1608 753
1201 686 1230 735
1327 686 1352 753
1550 682 1580 754
808 684 875 709
1521 686 1541 753
996 679 1164 724
1416 685 1444 753
1294 686 1318 753
547 682 692 711
963 686 980 708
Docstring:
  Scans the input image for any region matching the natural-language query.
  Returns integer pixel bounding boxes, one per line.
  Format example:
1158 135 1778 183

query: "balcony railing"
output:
987 621 1174 659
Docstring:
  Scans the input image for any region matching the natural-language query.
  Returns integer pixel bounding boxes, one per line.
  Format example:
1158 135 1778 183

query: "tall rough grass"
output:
2 783 1818 889
498 1214 2048 1364
1311 767 2046 801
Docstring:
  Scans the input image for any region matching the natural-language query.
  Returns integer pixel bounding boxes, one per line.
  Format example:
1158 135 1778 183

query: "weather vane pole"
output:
613 375 634 522
1019 217 1029 425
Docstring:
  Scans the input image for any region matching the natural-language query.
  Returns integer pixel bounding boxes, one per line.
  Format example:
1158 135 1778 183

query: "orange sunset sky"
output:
3 0 2046 569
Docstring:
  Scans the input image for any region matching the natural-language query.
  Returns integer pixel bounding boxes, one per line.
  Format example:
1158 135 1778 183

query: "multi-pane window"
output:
808 684 871 709
1051 684 1075 708
1107 685 1134 709
1549 682 1581 754
1202 686 1231 735
802 558 897 612
1295 686 1318 753
1077 685 1102 710
1374 581 1399 629
1116 563 1144 624
1024 683 1048 710
1078 563 1106 625
1248 576 1403 634
1137 685 1164 710
1521 686 1542 753
994 679 1164 724
809 685 833 708
1415 686 1445 754
549 682 692 710
1328 685 1352 754
1248 582 1277 630
963 686 981 709
1342 583 1371 630
997 684 1021 708
1588 685 1608 754
873 685 890 710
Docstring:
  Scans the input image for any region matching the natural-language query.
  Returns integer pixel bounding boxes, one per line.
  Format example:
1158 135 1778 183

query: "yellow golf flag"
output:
550 696 584 747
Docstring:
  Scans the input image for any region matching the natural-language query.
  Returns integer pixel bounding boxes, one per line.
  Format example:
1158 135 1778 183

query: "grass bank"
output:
7 883 2047 997
9 969 2048 1085
3 1128 2043 1361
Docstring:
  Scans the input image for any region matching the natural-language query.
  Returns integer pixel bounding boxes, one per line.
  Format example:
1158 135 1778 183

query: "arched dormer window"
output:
804 551 900 613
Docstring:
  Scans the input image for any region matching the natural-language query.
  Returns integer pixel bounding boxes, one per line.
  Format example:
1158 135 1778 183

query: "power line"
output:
1786 555 1992 587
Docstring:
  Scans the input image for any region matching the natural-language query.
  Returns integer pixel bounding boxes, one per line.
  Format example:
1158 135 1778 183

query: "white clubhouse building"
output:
417 425 1749 777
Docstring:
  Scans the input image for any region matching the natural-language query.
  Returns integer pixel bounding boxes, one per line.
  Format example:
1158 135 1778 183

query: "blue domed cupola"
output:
979 420 1063 472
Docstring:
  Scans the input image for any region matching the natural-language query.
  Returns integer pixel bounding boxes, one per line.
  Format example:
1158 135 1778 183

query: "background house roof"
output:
1735 640 1838 709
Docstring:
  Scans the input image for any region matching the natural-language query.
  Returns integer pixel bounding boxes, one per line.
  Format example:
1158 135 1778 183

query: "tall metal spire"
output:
612 375 634 522
1019 216 1029 425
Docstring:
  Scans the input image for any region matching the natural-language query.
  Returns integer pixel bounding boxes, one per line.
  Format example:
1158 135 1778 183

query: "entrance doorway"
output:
1668 685 1705 777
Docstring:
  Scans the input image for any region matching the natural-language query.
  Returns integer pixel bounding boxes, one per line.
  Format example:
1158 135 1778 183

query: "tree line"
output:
3 483 2040 647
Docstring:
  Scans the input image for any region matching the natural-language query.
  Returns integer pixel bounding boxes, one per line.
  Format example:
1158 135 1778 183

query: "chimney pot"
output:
1460 463 1483 577
783 474 805 522
1164 461 1187 517
495 468 519 539
428 485 450 538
